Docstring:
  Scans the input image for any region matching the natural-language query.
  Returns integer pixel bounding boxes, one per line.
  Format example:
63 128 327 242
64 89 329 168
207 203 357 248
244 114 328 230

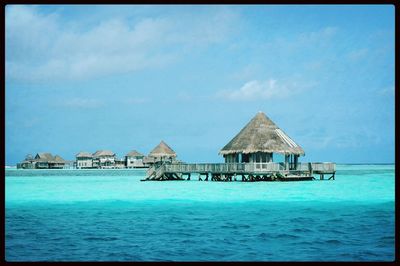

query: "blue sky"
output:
5 4 395 165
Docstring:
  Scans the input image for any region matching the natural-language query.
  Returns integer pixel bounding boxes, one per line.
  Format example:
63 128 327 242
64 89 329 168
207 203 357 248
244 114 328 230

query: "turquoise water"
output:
5 165 395 261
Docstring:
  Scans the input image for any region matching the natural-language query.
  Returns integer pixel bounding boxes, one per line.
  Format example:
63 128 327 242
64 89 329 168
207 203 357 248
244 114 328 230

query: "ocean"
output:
5 164 395 261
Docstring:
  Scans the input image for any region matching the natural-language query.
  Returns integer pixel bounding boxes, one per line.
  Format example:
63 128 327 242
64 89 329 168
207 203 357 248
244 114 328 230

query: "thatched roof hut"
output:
125 150 144 158
76 151 93 158
35 152 54 161
53 155 65 163
148 141 177 158
220 112 305 156
93 150 115 157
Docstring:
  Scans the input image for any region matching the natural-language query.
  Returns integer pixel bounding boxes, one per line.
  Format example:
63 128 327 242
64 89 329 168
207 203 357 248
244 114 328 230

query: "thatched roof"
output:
126 150 144 157
93 150 115 157
53 155 65 163
76 151 93 158
148 141 177 158
32 153 65 163
219 112 305 156
35 153 53 160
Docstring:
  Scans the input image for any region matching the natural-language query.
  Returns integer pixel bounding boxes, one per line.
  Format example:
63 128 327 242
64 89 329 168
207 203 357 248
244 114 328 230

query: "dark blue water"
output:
5 165 395 261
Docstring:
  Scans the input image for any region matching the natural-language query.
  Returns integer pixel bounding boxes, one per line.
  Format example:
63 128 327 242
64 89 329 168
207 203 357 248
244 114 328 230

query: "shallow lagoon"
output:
5 164 395 261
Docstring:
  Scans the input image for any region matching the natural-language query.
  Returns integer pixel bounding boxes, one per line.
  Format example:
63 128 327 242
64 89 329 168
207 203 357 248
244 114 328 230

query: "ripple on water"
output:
275 233 300 240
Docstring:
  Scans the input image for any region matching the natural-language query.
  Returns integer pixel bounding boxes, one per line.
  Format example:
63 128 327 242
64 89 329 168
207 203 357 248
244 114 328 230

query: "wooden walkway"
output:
143 162 336 182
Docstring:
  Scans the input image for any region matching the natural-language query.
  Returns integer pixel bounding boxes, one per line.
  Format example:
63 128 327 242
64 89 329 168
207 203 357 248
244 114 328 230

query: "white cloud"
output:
218 78 315 101
6 5 240 83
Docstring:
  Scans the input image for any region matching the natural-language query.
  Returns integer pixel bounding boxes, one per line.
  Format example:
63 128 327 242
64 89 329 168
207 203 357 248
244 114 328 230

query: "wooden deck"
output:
143 162 336 181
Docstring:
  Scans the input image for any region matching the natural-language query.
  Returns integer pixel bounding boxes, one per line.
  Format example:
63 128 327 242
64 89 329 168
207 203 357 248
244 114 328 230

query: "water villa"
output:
76 152 94 169
125 150 145 168
16 153 66 169
143 141 179 166
144 112 336 181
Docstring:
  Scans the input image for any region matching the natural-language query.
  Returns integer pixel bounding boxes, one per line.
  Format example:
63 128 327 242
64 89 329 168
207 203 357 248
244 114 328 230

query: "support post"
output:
285 155 289 170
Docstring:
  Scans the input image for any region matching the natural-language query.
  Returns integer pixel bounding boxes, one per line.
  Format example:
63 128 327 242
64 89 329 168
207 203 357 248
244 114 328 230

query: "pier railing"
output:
297 162 336 172
161 162 335 174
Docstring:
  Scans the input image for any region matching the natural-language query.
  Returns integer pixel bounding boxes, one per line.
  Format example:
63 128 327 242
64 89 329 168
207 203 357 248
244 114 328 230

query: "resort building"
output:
146 141 177 166
17 153 66 169
33 153 54 169
219 111 305 170
76 152 94 169
50 155 66 169
92 150 116 169
125 150 145 168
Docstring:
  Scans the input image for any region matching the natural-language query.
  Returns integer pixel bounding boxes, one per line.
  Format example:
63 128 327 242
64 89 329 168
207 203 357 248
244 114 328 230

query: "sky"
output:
5 4 395 165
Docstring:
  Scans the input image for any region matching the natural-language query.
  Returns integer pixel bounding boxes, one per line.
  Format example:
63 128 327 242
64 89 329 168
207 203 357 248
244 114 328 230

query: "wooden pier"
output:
142 162 336 182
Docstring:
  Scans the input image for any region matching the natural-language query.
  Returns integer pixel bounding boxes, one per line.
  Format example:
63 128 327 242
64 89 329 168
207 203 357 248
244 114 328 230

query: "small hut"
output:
219 111 305 170
147 141 177 165
92 150 116 168
76 151 94 169
125 150 145 168
34 153 54 169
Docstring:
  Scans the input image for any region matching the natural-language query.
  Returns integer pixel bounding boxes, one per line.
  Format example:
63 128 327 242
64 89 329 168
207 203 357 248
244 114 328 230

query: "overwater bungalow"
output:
144 112 336 181
220 111 304 170
125 150 145 168
92 150 116 169
145 141 177 166
17 153 66 169
34 153 54 169
76 151 94 169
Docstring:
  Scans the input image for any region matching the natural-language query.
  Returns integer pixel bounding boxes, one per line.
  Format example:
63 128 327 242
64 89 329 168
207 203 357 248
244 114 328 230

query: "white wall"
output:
76 158 93 168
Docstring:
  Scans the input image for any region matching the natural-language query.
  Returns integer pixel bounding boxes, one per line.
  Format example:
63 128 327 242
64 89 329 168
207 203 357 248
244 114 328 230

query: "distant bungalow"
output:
145 111 336 181
143 141 178 166
76 150 118 169
76 152 94 169
125 150 145 168
17 153 66 169
92 150 116 169
74 149 148 169
18 146 172 170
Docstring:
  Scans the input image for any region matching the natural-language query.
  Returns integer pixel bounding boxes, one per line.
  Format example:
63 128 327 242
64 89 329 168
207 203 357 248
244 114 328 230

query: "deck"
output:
143 162 336 181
